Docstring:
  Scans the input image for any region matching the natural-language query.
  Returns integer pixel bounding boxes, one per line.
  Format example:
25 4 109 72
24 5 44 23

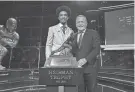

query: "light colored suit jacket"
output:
46 23 73 59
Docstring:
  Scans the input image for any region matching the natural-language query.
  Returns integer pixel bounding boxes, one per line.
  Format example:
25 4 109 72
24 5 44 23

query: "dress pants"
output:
78 72 98 92
78 60 99 92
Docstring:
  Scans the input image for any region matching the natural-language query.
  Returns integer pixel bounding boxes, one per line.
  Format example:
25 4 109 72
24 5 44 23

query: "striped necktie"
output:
62 25 66 34
78 32 83 48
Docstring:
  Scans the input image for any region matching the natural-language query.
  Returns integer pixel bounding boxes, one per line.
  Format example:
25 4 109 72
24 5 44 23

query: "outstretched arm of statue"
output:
51 32 78 55
51 32 75 55
51 43 72 55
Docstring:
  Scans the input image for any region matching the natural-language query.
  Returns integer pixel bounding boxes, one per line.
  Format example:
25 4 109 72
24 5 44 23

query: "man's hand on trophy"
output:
42 57 51 68
78 58 87 67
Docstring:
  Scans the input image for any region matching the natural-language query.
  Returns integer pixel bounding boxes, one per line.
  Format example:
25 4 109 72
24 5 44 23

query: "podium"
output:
39 56 84 92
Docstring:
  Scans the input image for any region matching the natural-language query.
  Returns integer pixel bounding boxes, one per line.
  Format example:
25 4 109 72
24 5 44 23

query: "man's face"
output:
6 19 17 32
76 16 87 31
58 11 69 24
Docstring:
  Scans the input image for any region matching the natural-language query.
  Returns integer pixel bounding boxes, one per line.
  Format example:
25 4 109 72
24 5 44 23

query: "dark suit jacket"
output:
72 29 100 73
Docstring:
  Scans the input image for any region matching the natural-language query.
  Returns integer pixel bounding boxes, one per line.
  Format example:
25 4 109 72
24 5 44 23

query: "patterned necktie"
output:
62 25 66 34
78 32 83 48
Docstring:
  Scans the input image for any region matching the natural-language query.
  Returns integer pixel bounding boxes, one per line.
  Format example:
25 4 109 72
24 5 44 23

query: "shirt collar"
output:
78 29 86 34
59 23 68 28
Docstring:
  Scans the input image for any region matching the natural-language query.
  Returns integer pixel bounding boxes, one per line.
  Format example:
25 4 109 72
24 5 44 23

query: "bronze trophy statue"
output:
44 32 81 68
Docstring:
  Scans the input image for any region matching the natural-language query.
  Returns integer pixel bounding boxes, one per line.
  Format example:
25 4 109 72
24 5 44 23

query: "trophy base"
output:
45 55 78 68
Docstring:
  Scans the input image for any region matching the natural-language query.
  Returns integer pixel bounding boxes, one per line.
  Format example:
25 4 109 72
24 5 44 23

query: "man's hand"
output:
78 58 87 67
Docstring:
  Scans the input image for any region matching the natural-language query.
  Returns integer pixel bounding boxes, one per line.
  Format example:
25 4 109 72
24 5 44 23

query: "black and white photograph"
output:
0 0 134 92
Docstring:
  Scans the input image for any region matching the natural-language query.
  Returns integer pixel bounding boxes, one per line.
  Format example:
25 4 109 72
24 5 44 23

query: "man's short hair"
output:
76 15 88 23
56 5 71 17
76 15 87 20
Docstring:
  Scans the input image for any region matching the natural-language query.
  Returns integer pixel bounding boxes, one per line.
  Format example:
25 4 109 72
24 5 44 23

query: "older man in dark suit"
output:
71 15 100 92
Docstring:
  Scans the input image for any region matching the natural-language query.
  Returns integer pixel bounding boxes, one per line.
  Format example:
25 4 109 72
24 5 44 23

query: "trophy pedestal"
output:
39 56 84 92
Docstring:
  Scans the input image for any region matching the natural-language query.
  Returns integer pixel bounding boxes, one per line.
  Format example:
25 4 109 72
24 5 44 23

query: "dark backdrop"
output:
0 1 133 68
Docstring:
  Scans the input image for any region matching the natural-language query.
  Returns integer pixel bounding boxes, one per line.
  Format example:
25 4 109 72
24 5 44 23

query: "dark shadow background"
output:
0 1 134 69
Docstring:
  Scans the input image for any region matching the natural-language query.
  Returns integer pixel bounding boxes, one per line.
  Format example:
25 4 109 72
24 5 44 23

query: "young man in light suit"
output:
71 15 100 92
45 5 74 61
